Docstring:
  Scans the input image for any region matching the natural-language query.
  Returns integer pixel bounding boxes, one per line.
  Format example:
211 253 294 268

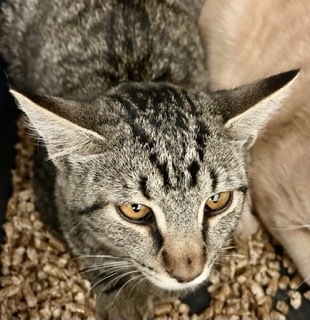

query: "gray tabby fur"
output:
0 0 298 318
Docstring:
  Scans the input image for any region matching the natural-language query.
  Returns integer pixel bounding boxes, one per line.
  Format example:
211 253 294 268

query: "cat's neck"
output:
67 1 207 100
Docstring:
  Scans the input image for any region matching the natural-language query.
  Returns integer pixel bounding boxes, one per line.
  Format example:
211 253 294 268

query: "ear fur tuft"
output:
214 69 299 147
10 89 106 162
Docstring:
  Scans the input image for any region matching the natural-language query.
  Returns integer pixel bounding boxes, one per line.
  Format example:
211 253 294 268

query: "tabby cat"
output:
0 0 298 318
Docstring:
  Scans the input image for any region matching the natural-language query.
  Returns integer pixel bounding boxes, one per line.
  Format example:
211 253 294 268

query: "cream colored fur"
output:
199 0 310 284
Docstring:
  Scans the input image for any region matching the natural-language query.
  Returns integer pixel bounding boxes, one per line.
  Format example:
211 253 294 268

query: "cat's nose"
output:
162 241 206 283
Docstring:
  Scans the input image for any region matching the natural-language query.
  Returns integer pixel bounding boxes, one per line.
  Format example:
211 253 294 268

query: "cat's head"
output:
11 70 298 291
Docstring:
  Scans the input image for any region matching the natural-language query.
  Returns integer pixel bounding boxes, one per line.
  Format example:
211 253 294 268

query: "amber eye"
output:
204 191 233 215
118 203 152 221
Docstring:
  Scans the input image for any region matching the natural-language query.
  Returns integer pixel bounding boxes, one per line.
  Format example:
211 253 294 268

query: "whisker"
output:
210 265 221 277
289 274 310 292
86 265 134 297
214 261 225 268
218 253 246 258
108 269 139 289
86 269 128 300
86 271 120 298
94 268 137 303
108 273 142 318
128 276 147 296
71 254 126 262
82 262 131 270
81 260 131 270
95 269 140 304
92 266 132 284
80 262 131 275
221 245 236 250
64 218 86 237
271 224 310 230
94 268 139 300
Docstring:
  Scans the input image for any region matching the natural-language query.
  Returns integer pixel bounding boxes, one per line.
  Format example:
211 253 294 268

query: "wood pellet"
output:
0 126 96 319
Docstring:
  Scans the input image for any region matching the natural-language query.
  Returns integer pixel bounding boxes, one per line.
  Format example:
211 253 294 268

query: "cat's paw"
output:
139 298 155 320
236 192 261 237
237 211 261 237
98 304 154 320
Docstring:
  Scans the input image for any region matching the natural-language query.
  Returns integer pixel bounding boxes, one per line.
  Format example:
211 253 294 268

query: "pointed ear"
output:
213 69 299 148
10 90 106 163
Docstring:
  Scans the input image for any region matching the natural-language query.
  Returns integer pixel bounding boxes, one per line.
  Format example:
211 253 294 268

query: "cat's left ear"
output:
213 69 299 148
9 90 106 162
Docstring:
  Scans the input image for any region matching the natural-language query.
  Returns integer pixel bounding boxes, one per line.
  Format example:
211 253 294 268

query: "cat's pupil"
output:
211 194 220 203
131 204 142 212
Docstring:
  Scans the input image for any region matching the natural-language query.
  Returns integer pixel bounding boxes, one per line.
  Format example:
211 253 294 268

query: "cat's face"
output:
12 71 298 291
55 84 248 290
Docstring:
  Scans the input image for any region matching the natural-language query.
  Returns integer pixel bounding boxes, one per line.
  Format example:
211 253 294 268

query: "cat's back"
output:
0 0 206 99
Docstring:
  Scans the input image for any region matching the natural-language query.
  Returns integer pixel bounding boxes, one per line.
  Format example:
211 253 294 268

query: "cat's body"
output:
0 0 207 97
0 0 207 237
200 0 310 284
0 0 299 318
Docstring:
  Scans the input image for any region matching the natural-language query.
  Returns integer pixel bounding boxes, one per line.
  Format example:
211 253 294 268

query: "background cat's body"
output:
0 0 299 318
200 0 310 284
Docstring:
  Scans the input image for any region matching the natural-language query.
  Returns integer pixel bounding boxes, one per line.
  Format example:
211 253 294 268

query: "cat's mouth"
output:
148 268 211 291
134 260 214 291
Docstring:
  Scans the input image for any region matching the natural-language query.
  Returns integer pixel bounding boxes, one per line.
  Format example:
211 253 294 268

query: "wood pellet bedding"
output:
1 124 310 319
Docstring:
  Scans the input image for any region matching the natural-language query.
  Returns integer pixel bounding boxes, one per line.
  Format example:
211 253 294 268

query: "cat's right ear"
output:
10 90 106 166
213 69 299 148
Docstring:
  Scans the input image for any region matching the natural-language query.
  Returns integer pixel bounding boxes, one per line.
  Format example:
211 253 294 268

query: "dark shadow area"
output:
0 56 19 243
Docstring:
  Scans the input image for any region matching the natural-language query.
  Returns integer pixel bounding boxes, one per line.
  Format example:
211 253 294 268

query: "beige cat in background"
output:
199 0 310 284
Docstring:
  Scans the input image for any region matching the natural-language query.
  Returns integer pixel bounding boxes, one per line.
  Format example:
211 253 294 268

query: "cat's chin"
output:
146 268 211 292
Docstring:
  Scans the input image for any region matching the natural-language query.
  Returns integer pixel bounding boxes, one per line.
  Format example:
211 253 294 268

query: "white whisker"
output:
86 269 127 298
71 254 127 262
81 260 131 269
80 262 131 275
64 218 86 237
108 272 142 318
218 253 246 259
221 245 236 250
84 261 130 268
210 265 221 277
271 224 310 230
95 269 140 305
94 268 138 299
93 266 132 284
289 274 310 292
85 262 134 295
214 261 225 268
108 269 139 289
128 276 147 296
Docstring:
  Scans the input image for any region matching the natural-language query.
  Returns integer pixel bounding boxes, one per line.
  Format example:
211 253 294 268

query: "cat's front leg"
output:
95 279 175 320
96 291 154 320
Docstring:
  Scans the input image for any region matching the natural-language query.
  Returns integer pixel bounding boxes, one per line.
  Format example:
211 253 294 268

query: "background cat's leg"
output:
236 196 261 237
251 132 310 284
275 229 310 285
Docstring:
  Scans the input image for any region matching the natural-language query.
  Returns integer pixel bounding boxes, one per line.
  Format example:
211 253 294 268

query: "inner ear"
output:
10 89 106 162
23 91 101 131
211 69 299 146
212 69 299 122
